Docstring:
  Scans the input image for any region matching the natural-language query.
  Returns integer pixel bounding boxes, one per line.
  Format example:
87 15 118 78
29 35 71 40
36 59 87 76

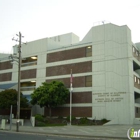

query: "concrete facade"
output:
0 23 140 124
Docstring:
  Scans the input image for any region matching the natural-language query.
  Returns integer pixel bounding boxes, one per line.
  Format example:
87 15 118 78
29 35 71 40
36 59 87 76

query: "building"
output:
0 23 140 124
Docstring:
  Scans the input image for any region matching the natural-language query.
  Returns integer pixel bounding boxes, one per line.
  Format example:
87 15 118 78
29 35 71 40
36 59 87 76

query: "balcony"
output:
134 75 140 90
134 92 140 118
132 46 140 62
21 61 37 67
20 81 36 91
135 92 140 104
133 61 140 71
21 56 37 67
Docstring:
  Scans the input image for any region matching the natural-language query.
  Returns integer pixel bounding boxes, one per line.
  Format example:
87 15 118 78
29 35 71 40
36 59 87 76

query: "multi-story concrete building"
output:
0 23 140 124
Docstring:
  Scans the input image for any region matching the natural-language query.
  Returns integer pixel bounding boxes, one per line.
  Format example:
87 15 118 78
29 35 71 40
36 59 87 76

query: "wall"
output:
49 32 79 47
0 72 12 82
91 23 134 124
45 107 92 117
47 47 86 62
46 76 91 88
46 61 92 76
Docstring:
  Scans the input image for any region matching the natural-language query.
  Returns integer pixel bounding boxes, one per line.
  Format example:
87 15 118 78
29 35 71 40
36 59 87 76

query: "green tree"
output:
30 81 69 117
0 89 29 109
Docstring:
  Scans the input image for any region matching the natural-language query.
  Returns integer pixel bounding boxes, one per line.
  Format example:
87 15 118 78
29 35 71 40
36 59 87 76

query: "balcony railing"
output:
20 86 36 91
21 61 37 67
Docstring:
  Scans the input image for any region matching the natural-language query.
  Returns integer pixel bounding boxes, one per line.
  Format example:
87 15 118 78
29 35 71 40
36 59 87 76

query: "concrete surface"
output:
1 123 140 140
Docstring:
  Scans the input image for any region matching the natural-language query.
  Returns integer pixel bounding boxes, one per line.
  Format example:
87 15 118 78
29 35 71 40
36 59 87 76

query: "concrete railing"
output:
30 116 35 127
1 119 6 129
12 119 24 126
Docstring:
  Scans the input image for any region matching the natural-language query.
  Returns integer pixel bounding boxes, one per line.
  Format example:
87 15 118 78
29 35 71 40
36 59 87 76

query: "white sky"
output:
0 0 140 53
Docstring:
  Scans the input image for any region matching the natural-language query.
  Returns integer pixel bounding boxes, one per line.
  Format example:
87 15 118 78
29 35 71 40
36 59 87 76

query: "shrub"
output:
66 116 76 122
101 118 108 123
62 120 67 124
35 114 44 122
44 119 49 123
58 116 63 119
36 121 46 126
79 117 88 124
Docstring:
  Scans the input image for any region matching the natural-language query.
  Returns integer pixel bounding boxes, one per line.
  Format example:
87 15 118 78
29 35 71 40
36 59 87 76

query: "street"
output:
0 131 90 140
0 131 128 140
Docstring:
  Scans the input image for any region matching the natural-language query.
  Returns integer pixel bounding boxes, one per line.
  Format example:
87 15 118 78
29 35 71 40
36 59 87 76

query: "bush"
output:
66 116 76 122
62 120 67 124
57 116 63 119
35 114 44 122
44 119 49 123
101 118 108 124
36 121 46 126
79 117 89 124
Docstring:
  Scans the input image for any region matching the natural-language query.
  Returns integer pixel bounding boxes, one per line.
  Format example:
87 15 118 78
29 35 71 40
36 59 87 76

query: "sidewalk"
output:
1 123 140 139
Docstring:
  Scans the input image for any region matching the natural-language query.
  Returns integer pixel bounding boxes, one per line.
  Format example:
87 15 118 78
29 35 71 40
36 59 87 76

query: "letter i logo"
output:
130 129 134 138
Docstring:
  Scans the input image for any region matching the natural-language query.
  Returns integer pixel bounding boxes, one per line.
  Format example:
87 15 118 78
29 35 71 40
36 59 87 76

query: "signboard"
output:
93 92 126 103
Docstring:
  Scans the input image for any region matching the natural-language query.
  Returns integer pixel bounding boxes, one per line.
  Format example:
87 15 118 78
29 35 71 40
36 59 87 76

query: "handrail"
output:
21 61 37 67
20 86 36 91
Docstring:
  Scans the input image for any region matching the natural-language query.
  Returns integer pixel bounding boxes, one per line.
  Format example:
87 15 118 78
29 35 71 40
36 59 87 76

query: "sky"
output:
0 0 140 53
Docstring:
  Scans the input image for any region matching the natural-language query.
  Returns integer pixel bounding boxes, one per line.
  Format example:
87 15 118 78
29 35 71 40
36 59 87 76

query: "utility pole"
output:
12 32 24 132
70 69 73 125
17 32 21 132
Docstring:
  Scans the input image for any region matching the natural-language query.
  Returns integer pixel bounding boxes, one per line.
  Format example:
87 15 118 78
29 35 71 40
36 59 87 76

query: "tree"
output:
30 81 69 117
0 89 29 109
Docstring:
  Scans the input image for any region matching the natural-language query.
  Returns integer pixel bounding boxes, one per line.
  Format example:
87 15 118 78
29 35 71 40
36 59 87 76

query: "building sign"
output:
93 92 126 103
127 127 140 140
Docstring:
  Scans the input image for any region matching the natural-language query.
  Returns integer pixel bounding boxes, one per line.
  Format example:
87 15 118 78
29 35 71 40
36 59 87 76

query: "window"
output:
135 76 137 83
86 46 92 57
23 95 31 101
85 75 92 87
22 56 37 67
136 107 139 113
138 79 140 84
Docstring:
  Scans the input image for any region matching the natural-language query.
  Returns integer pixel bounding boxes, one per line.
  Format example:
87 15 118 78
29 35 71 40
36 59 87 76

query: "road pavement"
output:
0 131 84 140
